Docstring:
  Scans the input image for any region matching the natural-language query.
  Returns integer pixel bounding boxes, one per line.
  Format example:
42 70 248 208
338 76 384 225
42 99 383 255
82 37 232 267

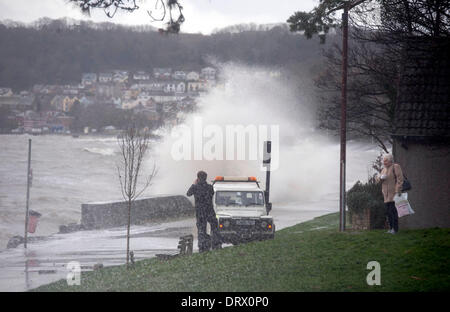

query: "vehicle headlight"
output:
219 218 230 229
261 220 273 230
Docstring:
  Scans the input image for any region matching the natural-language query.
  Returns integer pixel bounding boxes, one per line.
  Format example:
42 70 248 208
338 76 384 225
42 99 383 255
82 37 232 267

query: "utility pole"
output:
24 138 31 248
326 0 365 232
339 4 349 232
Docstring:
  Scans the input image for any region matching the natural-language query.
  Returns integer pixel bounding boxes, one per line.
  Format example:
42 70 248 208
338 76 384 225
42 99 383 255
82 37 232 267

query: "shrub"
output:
347 180 386 229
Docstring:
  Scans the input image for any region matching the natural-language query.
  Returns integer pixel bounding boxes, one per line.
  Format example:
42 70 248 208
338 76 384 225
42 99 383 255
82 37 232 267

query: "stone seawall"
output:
81 195 194 230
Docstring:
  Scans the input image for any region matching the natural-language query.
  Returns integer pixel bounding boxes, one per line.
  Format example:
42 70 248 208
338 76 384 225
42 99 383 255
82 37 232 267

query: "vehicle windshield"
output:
215 191 265 206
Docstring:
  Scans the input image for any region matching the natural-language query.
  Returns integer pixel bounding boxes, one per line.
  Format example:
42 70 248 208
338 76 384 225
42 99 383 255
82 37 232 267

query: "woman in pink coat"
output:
376 154 404 234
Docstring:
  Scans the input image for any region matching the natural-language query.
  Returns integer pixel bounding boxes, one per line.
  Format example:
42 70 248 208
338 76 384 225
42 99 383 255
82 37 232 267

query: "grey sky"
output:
0 0 317 34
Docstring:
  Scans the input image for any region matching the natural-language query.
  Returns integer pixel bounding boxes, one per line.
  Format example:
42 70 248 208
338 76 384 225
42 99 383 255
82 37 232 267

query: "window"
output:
215 191 264 207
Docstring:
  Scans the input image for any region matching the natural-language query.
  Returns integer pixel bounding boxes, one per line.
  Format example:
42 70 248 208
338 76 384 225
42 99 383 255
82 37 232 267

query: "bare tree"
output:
117 124 156 266
288 0 450 151
314 38 398 152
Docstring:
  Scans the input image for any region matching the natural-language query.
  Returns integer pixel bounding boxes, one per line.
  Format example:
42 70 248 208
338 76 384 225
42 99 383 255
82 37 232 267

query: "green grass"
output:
33 213 450 292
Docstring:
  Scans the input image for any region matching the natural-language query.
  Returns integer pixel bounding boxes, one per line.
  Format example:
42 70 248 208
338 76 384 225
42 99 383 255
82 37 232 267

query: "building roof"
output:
394 37 450 138
153 68 172 74
0 87 13 96
82 73 97 79
99 72 113 78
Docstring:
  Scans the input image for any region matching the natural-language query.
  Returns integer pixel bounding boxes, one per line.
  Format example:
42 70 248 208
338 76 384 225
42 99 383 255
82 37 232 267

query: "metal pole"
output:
24 138 31 248
265 166 271 202
25 259 30 289
263 141 271 212
339 6 349 232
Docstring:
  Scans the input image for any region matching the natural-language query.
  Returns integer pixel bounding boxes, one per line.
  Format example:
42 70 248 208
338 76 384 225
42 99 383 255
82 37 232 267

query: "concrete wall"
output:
81 195 194 230
394 141 450 229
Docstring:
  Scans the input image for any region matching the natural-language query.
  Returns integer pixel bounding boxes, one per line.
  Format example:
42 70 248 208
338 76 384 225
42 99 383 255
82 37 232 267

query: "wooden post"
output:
24 138 31 248
339 5 349 232
178 235 193 255
186 235 193 255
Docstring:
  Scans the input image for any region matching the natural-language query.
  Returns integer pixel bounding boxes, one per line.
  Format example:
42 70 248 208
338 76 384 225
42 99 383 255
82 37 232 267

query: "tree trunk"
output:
126 199 131 266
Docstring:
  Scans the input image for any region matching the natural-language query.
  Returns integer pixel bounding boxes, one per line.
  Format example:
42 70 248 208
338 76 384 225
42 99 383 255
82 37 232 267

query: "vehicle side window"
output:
215 191 264 206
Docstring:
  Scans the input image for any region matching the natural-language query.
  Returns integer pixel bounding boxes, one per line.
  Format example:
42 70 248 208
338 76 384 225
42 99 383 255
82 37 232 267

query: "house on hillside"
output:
0 88 13 97
62 85 79 95
148 91 179 103
35 85 60 94
62 96 79 112
162 80 186 94
164 81 176 93
201 67 216 81
187 80 207 93
79 95 95 107
113 70 129 83
133 71 150 81
21 111 46 133
50 95 64 111
153 68 172 79
81 73 97 86
393 37 450 229
0 94 34 111
98 72 113 83
172 71 186 80
137 80 165 92
186 71 200 81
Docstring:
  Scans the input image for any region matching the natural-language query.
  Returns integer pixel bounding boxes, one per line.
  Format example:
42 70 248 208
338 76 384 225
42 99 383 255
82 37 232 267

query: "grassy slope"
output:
34 213 450 292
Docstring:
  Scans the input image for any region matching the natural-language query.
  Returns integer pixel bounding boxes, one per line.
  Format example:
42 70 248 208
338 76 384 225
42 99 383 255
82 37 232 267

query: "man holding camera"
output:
187 171 222 252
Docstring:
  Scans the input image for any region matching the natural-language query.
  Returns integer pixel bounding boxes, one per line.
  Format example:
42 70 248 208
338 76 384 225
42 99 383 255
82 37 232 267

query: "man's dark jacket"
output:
186 180 215 218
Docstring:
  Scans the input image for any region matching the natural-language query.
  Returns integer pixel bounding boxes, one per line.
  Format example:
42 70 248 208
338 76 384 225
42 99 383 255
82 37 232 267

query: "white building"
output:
81 73 97 86
164 81 177 93
113 70 129 83
133 71 150 81
186 71 200 81
138 81 165 92
153 68 172 79
201 67 216 81
98 73 113 83
172 71 186 80
176 81 186 93
187 80 207 92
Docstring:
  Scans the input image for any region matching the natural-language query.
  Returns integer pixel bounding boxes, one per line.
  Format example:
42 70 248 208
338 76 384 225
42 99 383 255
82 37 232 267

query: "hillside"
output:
0 18 334 91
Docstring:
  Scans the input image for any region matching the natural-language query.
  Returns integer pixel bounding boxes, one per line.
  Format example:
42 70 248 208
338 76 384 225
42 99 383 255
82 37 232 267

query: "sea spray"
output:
150 63 377 203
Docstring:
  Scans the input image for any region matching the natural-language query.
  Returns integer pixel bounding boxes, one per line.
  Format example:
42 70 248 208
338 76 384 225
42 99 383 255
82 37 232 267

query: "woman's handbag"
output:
402 177 412 192
393 165 412 192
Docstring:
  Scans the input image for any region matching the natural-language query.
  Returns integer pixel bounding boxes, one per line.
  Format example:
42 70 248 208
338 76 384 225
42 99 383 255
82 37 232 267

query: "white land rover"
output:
212 176 275 245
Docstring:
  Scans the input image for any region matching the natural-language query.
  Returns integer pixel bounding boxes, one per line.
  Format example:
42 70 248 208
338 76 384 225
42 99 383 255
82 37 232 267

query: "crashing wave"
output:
83 147 115 156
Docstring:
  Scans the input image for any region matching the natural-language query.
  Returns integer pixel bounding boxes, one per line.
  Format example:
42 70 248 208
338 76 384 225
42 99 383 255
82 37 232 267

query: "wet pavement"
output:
0 218 197 291
0 200 336 291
